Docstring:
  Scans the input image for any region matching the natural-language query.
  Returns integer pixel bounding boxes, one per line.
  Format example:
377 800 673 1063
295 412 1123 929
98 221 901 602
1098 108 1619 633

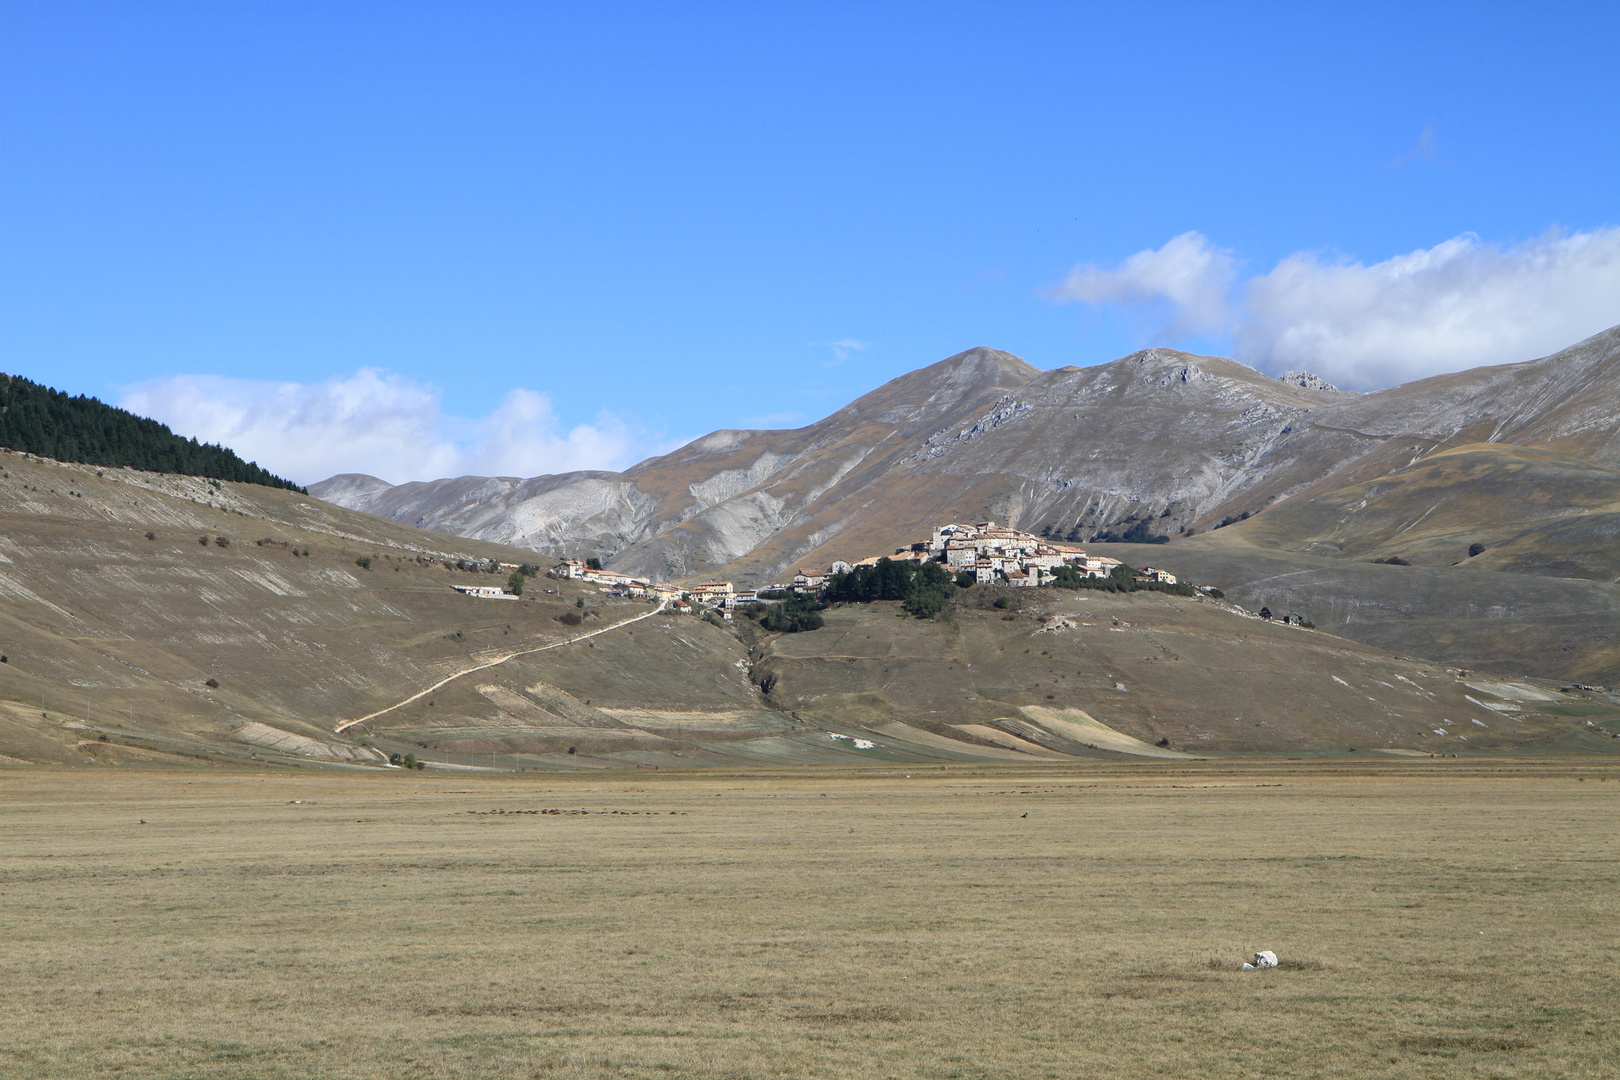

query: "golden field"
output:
3 762 1617 1079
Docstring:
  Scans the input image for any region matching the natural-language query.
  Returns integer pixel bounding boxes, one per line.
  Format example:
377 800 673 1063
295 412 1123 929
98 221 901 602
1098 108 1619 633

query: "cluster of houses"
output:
787 521 1178 591
548 559 755 614
930 522 1163 585
536 521 1178 615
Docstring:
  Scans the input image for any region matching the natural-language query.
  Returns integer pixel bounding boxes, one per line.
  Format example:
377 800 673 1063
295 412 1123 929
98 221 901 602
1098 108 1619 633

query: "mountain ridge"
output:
315 325 1620 589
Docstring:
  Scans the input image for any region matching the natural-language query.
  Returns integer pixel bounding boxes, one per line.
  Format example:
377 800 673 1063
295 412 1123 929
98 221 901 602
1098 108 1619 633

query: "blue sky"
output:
3 2 1618 484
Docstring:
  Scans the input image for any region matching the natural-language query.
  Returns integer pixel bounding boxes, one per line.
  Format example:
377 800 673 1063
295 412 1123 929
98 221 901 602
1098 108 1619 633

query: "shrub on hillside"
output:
903 587 951 619
761 596 825 633
1091 519 1170 544
1049 561 1197 596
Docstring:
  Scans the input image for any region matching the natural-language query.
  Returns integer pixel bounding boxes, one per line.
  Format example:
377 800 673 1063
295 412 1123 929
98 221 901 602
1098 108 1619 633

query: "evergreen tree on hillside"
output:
0 373 304 491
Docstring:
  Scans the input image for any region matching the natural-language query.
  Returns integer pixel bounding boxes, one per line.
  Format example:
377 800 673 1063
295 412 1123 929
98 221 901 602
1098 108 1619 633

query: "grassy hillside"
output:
756 590 1615 755
1112 443 1620 686
1116 540 1620 687
1 449 1615 768
1209 443 1620 579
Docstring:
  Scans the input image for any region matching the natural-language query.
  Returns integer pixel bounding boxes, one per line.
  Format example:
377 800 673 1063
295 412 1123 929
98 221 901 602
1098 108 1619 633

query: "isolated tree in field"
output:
1469 543 1486 557
507 570 525 595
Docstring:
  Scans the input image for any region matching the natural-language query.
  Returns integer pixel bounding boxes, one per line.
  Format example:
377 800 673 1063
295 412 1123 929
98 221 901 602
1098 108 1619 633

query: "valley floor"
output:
2 763 1617 1078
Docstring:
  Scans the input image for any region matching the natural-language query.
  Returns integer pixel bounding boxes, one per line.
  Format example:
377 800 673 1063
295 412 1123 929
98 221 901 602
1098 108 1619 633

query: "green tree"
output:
761 597 825 633
507 570 525 595
903 587 949 619
585 557 603 571
0 372 304 490
902 560 957 619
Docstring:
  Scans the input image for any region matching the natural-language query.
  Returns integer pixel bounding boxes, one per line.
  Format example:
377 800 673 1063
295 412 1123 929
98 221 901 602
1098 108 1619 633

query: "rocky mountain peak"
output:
1277 371 1342 392
311 473 394 500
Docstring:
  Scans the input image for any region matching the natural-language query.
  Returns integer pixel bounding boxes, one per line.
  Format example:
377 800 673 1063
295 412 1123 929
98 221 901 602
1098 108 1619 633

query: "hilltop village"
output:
536 520 1188 616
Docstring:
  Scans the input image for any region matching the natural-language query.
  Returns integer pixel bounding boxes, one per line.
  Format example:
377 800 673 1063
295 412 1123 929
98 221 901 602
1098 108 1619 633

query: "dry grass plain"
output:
3 762 1618 1079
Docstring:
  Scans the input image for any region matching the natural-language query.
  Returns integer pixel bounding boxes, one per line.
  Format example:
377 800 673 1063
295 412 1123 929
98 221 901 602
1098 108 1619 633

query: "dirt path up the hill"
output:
334 601 668 733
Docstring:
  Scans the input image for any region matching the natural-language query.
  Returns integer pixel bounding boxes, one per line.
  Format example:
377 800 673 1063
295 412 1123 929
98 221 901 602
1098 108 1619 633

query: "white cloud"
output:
1388 124 1441 168
118 368 668 486
1237 228 1620 388
819 338 870 366
1047 231 1238 341
1052 227 1620 389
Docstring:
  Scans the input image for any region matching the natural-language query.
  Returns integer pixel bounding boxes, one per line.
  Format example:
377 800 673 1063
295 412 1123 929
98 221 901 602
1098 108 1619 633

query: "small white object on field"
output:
1241 962 1255 970
1253 950 1278 968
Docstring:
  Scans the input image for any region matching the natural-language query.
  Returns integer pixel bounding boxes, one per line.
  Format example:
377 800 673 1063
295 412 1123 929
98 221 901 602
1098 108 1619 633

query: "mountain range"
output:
316 326 1620 582
315 324 1620 684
